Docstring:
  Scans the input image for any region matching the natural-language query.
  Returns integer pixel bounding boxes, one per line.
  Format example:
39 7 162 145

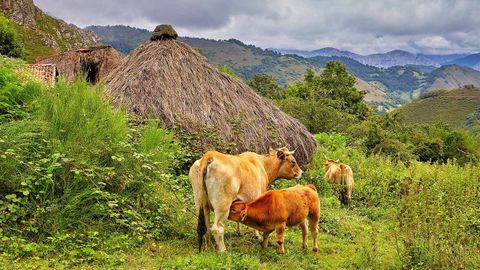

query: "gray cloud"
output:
34 0 480 54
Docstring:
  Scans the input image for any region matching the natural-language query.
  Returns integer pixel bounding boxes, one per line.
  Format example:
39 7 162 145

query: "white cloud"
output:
34 0 480 54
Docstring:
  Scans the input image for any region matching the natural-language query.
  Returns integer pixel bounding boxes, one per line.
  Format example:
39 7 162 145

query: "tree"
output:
216 64 240 79
0 14 24 58
317 61 368 118
284 62 370 119
247 74 283 99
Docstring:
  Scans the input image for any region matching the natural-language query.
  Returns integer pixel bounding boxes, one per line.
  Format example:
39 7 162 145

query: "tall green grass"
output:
40 79 128 162
400 162 480 269
0 56 42 122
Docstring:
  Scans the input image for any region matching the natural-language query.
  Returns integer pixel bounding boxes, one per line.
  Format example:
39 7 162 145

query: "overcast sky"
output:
34 0 480 55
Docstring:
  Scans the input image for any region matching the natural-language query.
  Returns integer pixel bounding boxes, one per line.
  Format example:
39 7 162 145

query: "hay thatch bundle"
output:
151 24 178 40
105 39 316 163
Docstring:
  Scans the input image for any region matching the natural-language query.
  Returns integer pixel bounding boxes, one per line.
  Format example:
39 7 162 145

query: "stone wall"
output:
27 64 56 86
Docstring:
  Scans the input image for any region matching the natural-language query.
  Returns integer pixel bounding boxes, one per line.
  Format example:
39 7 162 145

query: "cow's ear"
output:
277 150 286 160
269 148 275 155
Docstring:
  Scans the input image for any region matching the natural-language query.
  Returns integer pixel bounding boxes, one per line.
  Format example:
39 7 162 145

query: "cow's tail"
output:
339 163 346 186
339 163 347 205
197 154 213 252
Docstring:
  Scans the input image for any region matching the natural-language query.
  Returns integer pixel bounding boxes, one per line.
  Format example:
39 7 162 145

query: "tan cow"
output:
322 159 354 205
190 147 303 252
228 184 320 254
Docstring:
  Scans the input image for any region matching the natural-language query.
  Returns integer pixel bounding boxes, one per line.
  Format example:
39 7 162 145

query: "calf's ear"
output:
277 150 286 160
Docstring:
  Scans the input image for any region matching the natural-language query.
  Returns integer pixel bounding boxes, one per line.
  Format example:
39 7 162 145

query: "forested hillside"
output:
88 25 480 108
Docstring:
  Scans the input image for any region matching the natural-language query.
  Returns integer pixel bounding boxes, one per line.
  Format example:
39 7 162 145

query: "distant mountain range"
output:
87 25 480 109
273 48 479 70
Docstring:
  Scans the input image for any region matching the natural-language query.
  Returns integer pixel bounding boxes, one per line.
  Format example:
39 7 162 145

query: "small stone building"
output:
35 45 123 84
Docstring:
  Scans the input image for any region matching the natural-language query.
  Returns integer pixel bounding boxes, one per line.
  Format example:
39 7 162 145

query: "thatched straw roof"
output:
104 39 317 164
35 45 123 84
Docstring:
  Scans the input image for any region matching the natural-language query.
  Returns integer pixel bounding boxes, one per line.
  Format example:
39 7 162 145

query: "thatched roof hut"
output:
35 45 123 84
105 33 316 164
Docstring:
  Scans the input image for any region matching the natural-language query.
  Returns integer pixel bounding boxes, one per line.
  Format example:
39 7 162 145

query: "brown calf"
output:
228 184 320 254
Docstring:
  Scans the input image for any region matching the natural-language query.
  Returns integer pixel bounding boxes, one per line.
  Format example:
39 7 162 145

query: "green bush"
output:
418 89 447 99
0 14 24 58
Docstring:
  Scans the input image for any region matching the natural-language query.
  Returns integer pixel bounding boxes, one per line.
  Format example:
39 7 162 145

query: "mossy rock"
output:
151 24 178 41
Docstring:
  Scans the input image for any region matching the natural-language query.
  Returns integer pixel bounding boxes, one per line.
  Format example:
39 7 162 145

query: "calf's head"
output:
322 159 336 170
274 147 303 179
228 200 247 222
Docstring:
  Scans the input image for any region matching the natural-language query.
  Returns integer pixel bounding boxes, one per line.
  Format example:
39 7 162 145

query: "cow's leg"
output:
275 223 286 254
255 229 262 240
235 222 241 236
340 189 347 206
347 186 353 207
309 216 319 252
203 207 214 249
210 205 230 252
261 230 272 249
300 220 308 249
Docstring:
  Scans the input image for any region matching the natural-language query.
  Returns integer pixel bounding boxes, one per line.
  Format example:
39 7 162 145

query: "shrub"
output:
418 89 447 99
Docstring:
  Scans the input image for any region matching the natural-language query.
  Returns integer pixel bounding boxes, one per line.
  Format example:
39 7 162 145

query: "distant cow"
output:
190 147 303 252
228 184 320 254
323 159 354 205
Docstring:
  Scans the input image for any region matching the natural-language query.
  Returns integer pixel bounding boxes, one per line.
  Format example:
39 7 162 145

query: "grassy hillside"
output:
428 65 480 90
398 86 480 127
1 0 100 62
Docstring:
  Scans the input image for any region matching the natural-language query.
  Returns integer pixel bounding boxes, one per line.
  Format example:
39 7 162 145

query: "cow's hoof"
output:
313 247 318 252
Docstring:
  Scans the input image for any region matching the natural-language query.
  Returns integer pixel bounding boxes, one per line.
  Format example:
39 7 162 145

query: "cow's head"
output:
273 147 303 179
322 159 336 170
228 200 247 222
